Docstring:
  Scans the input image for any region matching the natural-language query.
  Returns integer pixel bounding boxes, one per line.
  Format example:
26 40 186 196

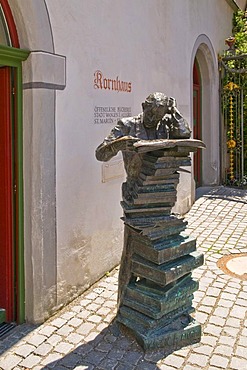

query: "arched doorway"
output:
191 36 220 189
0 0 29 324
193 59 202 187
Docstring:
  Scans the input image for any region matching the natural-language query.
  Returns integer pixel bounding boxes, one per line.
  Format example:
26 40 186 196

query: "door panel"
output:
0 66 14 322
193 85 202 187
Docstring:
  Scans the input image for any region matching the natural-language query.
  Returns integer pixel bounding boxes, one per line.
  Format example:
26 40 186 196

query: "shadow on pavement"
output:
42 319 189 370
196 186 247 203
0 323 38 356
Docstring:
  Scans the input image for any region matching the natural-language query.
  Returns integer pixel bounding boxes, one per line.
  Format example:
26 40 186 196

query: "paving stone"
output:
60 311 76 320
241 327 247 336
27 333 47 346
208 315 225 326
96 341 113 352
50 317 67 328
54 341 74 355
236 298 247 306
46 333 63 346
84 292 99 300
206 287 221 297
200 335 218 347
210 354 229 368
238 335 247 346
215 344 233 356
213 307 230 317
115 363 136 370
235 345 247 359
218 298 235 308
218 335 236 347
230 356 247 369
163 354 185 368
94 297 106 305
66 332 84 344
203 324 222 336
238 291 247 299
187 353 208 368
59 353 81 368
34 343 53 356
70 306 82 314
97 322 110 331
83 350 107 365
14 343 35 357
79 299 91 307
19 354 42 368
84 330 100 342
88 314 102 323
121 351 143 364
77 310 91 319
68 317 82 327
195 311 208 324
136 360 160 369
197 305 212 314
76 322 95 335
193 344 214 355
230 306 247 319
41 352 63 367
107 348 125 360
38 325 57 337
0 354 22 369
222 326 240 337
86 303 101 311
56 325 74 336
225 317 241 327
97 356 119 369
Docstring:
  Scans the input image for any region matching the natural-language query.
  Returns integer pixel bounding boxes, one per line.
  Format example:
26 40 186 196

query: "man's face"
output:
143 104 166 128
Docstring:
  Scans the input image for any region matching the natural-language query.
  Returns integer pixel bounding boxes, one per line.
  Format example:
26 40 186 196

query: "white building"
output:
0 0 245 324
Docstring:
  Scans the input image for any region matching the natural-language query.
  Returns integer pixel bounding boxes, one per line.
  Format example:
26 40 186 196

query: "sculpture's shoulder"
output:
118 114 142 128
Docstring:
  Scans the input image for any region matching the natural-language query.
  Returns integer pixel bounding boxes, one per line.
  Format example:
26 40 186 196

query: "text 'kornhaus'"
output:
94 70 132 93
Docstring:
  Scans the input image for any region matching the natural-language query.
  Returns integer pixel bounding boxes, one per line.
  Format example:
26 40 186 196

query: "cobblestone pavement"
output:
0 186 246 370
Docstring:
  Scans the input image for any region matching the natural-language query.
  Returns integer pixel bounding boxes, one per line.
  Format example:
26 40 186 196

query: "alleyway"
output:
0 186 246 370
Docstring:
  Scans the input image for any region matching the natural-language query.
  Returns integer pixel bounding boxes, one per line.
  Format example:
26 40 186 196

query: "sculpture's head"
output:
142 92 174 128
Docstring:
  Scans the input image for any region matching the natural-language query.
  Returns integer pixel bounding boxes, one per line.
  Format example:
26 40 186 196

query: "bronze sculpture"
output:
96 93 205 351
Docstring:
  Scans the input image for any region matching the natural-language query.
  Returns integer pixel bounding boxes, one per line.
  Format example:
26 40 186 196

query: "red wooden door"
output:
0 66 14 322
193 61 202 187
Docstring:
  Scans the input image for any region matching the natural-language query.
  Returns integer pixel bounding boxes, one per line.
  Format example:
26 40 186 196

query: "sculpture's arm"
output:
166 106 191 139
95 120 131 162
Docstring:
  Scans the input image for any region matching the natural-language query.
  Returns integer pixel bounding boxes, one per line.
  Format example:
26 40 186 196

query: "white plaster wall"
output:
43 0 234 308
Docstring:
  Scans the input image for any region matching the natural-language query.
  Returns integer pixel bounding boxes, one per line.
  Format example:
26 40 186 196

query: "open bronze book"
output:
133 138 206 153
111 137 205 153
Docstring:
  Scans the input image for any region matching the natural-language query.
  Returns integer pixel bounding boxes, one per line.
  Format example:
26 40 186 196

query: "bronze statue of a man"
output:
96 92 192 304
96 92 191 162
95 93 204 351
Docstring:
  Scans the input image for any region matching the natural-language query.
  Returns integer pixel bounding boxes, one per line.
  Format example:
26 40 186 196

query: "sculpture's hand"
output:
125 139 138 152
113 136 139 152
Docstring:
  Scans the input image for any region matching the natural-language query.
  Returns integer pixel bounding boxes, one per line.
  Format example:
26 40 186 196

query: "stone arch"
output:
191 34 220 186
8 0 54 51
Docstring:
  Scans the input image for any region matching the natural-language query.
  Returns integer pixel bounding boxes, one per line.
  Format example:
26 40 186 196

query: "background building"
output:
0 0 246 324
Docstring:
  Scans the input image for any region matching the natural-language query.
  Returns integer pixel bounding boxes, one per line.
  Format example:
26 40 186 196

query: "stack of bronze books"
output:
117 140 205 351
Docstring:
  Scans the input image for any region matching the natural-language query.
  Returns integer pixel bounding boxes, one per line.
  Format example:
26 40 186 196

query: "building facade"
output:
0 0 245 324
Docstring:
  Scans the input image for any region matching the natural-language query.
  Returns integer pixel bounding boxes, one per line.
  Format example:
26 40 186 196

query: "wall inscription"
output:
94 70 132 93
94 106 132 124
